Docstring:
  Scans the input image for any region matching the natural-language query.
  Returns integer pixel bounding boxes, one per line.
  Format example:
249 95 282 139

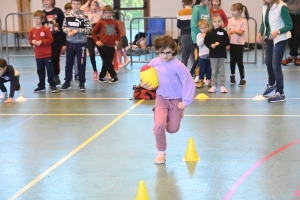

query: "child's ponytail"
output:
243 5 250 21
231 3 250 21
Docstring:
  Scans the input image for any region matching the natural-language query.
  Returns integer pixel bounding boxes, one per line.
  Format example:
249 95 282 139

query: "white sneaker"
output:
194 76 199 83
0 92 8 99
208 86 216 93
154 151 166 164
220 86 227 93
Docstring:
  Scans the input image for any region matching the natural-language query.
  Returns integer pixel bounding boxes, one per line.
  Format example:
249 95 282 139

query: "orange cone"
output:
183 137 201 161
136 180 149 200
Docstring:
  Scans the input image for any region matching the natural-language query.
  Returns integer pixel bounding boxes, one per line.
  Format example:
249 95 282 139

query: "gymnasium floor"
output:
1 50 300 200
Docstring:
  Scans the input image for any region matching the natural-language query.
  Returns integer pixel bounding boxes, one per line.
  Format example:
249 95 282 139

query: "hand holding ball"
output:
140 65 159 90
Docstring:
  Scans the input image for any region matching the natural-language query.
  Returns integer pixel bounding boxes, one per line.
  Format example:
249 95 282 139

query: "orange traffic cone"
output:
183 137 201 161
136 180 149 200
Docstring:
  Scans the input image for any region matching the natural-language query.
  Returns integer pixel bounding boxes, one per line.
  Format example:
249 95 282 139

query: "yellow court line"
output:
8 99 145 200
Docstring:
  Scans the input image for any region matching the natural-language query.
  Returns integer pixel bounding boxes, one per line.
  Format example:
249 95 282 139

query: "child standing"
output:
92 5 120 84
196 19 211 88
61 0 92 91
190 0 210 81
81 0 104 80
43 0 65 85
28 10 58 93
64 3 78 80
0 59 24 104
177 0 195 67
140 36 195 164
204 14 230 93
210 0 228 28
227 3 249 86
114 11 130 68
82 0 107 13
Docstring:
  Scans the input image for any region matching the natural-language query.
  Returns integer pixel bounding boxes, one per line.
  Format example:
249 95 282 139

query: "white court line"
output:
128 114 300 117
0 114 119 116
22 97 300 100
26 98 131 100
1 113 300 117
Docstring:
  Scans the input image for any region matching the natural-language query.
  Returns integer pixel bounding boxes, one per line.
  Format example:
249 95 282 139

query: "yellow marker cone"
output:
195 93 209 99
183 137 201 161
136 180 149 200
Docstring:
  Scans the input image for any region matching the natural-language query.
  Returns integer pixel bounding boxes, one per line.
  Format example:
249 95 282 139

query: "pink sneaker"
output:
208 86 216 93
154 151 166 164
220 86 227 93
93 71 98 81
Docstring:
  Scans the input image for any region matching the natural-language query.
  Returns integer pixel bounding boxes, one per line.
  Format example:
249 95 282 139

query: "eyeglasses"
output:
159 51 173 56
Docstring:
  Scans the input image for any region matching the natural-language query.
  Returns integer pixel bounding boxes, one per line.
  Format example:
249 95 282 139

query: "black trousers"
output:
97 46 117 79
230 44 245 79
288 14 300 57
86 37 97 72
51 44 63 76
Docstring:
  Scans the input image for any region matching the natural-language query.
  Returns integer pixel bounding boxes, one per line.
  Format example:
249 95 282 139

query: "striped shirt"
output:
177 8 192 35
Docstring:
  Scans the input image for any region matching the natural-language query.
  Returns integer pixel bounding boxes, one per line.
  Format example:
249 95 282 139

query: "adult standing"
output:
256 0 293 103
281 0 300 66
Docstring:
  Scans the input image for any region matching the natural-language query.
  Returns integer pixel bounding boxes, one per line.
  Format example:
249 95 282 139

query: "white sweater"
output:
262 1 291 44
196 33 209 57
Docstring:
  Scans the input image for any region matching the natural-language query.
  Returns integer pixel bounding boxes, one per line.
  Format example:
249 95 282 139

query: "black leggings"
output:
230 44 245 79
86 37 97 72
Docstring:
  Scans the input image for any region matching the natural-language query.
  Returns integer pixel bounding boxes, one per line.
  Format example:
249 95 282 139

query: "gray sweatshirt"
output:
62 10 92 43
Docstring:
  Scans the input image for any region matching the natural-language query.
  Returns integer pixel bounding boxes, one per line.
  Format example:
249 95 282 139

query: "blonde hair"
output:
263 0 280 5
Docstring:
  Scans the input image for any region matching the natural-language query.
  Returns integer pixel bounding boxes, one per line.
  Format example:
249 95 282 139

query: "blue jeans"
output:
198 57 211 80
65 41 86 84
265 39 287 94
180 34 195 67
36 57 56 88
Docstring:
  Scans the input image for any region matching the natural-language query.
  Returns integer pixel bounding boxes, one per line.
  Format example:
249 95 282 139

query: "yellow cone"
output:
183 137 201 161
195 93 209 99
136 180 149 200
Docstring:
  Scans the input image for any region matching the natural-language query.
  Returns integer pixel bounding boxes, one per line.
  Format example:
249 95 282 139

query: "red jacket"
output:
210 8 228 28
92 19 121 47
28 26 53 58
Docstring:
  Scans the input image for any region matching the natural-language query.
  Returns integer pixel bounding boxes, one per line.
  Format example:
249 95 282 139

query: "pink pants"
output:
153 95 184 151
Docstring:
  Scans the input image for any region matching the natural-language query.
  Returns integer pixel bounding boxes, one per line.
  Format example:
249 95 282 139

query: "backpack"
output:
132 85 156 100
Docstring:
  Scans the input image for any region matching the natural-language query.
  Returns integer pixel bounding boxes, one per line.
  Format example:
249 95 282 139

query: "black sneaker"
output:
74 74 78 80
109 77 118 84
79 83 86 91
268 92 286 103
238 79 246 87
51 86 58 93
34 87 46 93
99 77 107 83
54 76 61 85
263 84 276 96
230 75 236 84
60 82 71 91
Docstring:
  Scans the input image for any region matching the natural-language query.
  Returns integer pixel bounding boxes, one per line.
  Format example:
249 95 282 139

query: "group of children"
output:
1 0 129 99
179 0 249 93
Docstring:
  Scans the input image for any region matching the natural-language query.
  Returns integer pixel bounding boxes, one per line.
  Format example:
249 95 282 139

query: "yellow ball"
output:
140 65 159 90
